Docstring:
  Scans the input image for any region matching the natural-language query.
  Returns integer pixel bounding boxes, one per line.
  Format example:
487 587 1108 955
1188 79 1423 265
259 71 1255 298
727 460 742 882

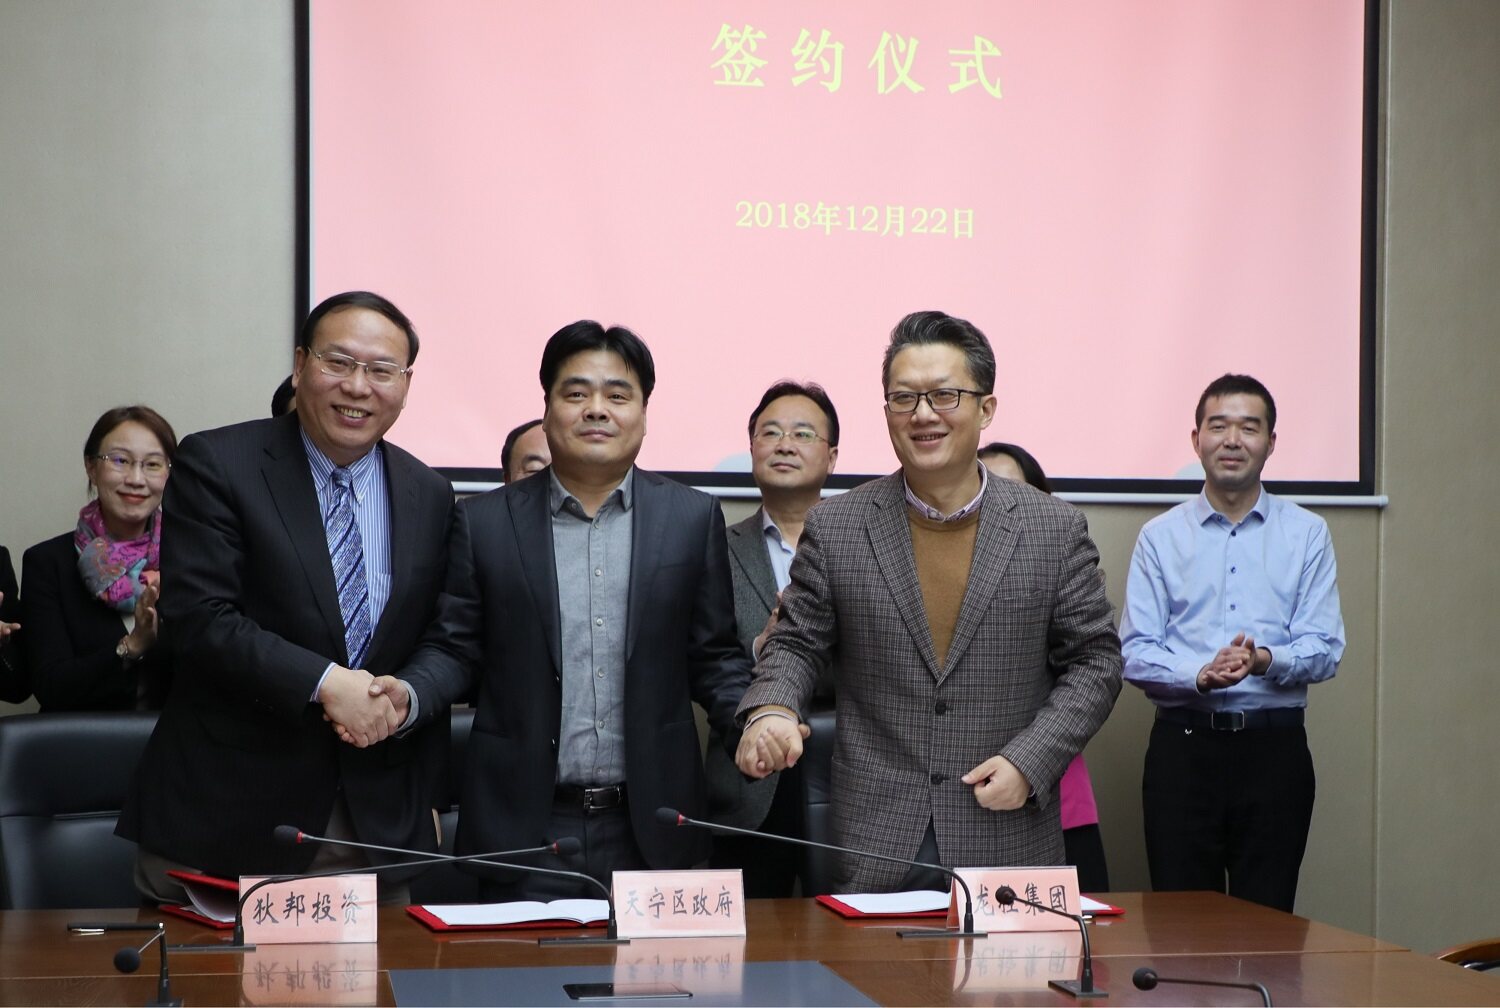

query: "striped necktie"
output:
325 467 372 669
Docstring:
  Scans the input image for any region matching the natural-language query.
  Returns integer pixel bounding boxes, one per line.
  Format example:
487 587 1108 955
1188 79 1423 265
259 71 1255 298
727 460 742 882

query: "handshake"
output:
318 664 412 748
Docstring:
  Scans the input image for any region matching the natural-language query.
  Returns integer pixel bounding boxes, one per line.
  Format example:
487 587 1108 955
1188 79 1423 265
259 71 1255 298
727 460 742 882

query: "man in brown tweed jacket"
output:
736 310 1122 892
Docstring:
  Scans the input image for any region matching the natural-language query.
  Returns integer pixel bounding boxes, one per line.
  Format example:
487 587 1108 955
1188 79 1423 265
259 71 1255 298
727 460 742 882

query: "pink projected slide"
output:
310 1 1366 482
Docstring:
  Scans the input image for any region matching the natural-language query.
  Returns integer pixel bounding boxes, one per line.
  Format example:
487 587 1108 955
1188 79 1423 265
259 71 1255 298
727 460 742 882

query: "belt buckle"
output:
582 786 619 812
1210 710 1245 732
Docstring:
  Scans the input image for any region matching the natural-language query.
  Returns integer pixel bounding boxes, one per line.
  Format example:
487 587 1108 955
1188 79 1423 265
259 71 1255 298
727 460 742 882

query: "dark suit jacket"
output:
19 533 171 711
117 415 457 879
739 473 1122 891
402 467 751 873
0 546 25 703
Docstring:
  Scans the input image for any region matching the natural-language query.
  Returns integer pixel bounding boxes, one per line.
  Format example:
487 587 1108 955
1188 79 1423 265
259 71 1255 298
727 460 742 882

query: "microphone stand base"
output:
1049 979 1108 998
170 942 257 954
538 935 631 947
896 927 988 939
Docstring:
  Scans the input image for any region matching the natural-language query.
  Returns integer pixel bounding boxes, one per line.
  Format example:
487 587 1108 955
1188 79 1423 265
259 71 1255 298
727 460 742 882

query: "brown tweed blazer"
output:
738 471 1122 892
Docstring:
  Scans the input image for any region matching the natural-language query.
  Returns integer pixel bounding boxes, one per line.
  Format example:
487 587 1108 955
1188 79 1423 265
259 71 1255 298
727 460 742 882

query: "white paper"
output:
419 898 610 926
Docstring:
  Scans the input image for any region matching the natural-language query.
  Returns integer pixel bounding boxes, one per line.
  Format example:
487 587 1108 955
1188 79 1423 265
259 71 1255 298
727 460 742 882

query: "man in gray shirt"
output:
400 321 750 899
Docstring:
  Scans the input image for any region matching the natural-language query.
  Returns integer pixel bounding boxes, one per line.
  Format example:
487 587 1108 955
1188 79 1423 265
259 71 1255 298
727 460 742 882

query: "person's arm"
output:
0 548 28 703
1120 524 1216 703
734 509 835 777
392 501 482 725
21 541 138 710
1257 520 1345 686
159 433 374 726
688 503 753 752
984 508 1123 809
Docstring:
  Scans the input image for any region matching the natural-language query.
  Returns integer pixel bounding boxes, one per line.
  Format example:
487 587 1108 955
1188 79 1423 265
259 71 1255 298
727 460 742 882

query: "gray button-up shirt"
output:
550 468 634 786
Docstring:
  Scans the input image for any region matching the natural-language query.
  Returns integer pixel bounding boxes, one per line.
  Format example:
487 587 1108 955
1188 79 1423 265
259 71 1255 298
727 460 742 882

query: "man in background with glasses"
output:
735 311 1122 892
120 290 458 905
706 381 840 896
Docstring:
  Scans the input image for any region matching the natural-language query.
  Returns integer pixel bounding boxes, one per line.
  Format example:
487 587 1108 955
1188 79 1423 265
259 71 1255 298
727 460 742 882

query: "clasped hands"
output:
735 708 1031 811
1196 632 1271 692
319 664 411 748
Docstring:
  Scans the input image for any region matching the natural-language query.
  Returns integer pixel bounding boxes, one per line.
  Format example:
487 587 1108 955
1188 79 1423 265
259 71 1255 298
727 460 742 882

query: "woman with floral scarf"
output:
20 405 177 710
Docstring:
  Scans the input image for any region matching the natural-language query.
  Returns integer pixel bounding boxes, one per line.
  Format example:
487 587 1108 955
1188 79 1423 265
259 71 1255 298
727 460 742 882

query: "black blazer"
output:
117 415 457 879
403 467 750 872
18 532 171 711
0 546 25 703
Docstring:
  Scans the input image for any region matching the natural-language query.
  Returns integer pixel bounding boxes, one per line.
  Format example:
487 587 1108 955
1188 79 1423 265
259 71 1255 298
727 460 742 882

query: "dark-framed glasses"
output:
754 428 827 446
883 388 983 413
312 349 412 386
93 454 170 477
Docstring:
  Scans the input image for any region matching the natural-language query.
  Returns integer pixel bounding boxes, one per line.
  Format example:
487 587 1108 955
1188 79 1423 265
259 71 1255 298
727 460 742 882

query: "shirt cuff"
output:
311 662 335 703
396 682 420 736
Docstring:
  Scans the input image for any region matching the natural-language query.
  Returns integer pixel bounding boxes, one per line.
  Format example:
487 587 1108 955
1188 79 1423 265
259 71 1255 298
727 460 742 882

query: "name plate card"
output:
240 873 378 945
612 869 746 938
948 866 1081 933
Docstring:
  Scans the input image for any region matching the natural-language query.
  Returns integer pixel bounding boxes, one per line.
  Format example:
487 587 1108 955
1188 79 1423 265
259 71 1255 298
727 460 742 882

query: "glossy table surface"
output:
2 893 1494 1006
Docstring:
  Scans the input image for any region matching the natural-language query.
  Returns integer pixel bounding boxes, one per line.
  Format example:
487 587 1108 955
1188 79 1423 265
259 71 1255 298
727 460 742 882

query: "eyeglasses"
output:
754 428 827 446
883 388 984 414
93 454 170 477
311 349 412 386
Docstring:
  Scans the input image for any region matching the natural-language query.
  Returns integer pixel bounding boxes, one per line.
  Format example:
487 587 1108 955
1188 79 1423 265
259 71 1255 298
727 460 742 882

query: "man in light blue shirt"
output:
1121 373 1344 913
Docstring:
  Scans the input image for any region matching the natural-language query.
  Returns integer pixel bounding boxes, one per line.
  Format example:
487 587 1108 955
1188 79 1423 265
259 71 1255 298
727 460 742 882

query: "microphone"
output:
1133 966 1273 1007
280 827 628 947
996 885 1103 999
111 922 181 1007
172 832 581 953
656 807 986 939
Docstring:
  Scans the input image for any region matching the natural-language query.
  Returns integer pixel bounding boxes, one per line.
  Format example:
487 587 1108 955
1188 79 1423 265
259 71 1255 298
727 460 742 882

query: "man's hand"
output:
367 675 412 724
319 665 399 748
752 595 782 660
961 755 1030 811
1196 632 1256 691
735 707 810 779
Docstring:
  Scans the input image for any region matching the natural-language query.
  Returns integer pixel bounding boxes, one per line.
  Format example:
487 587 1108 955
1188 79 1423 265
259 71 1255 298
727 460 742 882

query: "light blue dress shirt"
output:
1121 488 1345 711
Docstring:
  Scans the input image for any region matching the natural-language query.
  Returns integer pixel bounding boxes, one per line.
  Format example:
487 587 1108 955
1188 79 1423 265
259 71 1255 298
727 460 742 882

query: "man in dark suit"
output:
398 321 750 900
706 381 839 896
737 311 1122 892
118 291 457 902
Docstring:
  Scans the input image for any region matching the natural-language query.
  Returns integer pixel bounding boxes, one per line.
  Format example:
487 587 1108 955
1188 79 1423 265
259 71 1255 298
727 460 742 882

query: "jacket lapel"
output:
942 478 1021 677
262 420 347 663
365 443 420 663
625 469 665 661
866 475 941 679
727 510 778 612
512 471 563 673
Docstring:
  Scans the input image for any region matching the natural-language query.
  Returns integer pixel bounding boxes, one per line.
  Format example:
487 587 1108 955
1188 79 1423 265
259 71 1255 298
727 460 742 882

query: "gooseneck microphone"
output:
278 827 628 946
996 885 1104 999
1132 966 1273 1007
172 831 583 953
110 922 181 1007
656 807 986 939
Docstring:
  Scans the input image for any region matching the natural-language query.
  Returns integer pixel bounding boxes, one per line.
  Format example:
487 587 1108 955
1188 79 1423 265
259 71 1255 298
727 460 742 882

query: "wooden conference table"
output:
1 892 1496 1005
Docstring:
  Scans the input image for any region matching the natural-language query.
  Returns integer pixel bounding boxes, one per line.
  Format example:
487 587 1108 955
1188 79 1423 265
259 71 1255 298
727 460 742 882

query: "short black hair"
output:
298 291 419 366
271 375 296 417
538 320 655 403
501 418 544 481
978 441 1051 494
746 380 840 448
882 310 996 395
1195 373 1277 433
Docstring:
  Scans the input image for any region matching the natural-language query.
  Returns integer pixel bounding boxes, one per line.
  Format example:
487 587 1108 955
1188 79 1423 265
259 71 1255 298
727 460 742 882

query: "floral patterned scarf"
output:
74 499 160 612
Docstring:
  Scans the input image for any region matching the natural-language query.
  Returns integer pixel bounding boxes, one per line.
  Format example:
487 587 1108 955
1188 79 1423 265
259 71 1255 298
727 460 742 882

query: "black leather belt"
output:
555 783 627 812
1156 707 1304 732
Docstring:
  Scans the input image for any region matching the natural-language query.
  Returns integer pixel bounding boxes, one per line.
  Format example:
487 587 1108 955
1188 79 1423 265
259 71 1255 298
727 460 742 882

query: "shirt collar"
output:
549 467 635 516
299 427 380 501
1192 486 1271 526
903 461 989 523
760 508 794 551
